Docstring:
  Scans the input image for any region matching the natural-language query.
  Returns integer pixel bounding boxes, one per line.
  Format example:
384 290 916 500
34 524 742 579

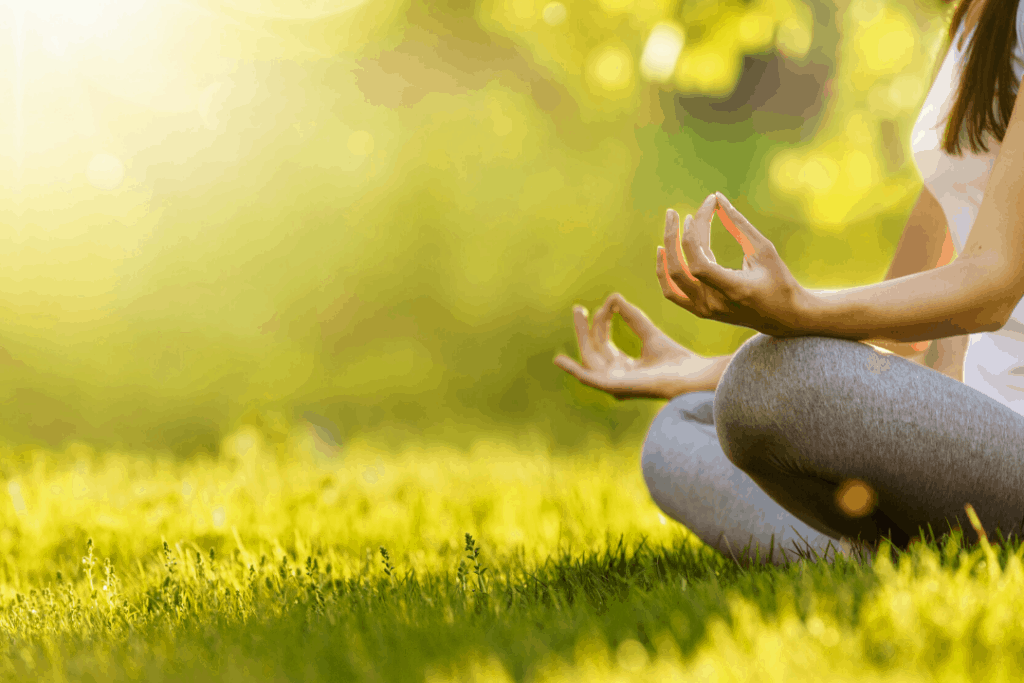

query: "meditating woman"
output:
555 0 1024 564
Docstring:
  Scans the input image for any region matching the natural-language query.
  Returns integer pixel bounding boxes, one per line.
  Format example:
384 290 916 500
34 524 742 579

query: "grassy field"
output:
0 430 1021 681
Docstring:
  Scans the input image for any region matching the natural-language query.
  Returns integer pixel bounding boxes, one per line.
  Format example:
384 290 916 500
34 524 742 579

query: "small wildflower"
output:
379 546 394 577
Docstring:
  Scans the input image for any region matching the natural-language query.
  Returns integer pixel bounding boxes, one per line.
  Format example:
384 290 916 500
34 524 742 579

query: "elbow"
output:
961 256 1021 332
978 295 1020 332
977 316 1006 333
986 278 1024 332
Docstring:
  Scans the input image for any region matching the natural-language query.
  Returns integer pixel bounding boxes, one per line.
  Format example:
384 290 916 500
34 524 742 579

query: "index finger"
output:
607 293 659 340
715 205 756 256
715 193 770 255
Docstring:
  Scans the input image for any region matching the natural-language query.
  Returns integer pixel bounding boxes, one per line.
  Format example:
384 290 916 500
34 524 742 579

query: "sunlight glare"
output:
218 0 371 19
86 153 125 191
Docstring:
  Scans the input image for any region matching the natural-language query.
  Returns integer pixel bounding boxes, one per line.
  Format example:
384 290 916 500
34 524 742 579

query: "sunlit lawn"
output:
0 430 1020 681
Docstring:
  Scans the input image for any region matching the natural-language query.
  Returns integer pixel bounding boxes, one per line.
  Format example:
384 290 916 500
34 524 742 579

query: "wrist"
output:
655 354 729 399
679 354 732 397
790 286 829 337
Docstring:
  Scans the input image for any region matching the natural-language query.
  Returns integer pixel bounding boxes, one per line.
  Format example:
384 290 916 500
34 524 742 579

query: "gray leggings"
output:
641 333 1024 564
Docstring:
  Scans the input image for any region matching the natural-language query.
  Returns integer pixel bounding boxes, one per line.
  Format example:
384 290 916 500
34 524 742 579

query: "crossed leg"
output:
642 333 1024 564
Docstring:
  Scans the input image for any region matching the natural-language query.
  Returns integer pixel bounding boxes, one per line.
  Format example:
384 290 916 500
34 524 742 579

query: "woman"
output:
555 0 1024 564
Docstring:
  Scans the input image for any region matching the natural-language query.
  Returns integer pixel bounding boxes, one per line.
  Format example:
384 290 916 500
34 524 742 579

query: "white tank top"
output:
910 12 1024 414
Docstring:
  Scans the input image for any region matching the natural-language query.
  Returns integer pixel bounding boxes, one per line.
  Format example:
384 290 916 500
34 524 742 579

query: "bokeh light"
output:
347 130 375 156
640 23 685 83
542 2 567 26
851 6 915 74
588 45 634 92
836 479 877 518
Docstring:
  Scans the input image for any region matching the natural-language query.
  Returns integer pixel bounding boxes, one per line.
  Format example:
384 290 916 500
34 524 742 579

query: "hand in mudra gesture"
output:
656 192 809 337
553 293 718 400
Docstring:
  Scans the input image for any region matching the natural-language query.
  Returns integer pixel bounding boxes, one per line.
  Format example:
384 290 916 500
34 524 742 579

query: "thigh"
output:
714 334 1024 546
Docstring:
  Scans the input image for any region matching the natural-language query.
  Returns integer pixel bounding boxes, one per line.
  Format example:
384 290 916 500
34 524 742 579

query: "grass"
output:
0 429 1021 681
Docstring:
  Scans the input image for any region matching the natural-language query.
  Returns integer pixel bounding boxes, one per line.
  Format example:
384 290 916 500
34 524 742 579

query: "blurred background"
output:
0 0 952 456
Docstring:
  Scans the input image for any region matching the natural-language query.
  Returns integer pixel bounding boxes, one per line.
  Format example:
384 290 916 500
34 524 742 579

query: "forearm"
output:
795 187 1008 342
796 256 1007 343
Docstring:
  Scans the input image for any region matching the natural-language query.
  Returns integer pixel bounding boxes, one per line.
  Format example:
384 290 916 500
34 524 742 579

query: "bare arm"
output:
796 253 1005 341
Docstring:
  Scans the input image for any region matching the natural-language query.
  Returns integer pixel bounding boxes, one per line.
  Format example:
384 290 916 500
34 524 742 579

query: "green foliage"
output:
0 0 961 452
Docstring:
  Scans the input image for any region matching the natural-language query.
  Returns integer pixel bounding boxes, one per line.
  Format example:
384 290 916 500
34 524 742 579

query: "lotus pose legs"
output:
559 290 1024 565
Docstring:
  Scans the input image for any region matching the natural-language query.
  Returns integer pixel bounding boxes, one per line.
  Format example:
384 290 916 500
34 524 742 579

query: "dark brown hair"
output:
943 0 1022 154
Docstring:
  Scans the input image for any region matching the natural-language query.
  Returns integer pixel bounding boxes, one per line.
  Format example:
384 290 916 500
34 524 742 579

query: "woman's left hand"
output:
656 192 810 337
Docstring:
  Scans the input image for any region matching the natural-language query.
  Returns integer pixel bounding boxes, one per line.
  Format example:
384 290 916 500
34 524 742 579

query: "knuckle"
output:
733 283 753 305
708 297 731 316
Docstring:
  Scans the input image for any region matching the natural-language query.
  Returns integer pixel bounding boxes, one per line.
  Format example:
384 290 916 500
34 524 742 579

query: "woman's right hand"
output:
553 293 727 400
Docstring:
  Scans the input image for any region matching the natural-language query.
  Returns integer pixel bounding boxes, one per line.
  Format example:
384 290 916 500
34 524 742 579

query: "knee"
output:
718 333 791 390
641 391 715 495
713 334 833 472
718 333 866 396
712 334 785 444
